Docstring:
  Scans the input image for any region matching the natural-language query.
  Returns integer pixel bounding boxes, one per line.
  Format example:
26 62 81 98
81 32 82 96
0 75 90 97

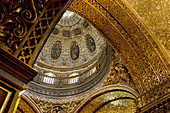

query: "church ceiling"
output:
69 0 170 94
127 0 170 54
25 49 138 113
0 0 169 112
28 11 111 99
0 0 72 65
36 10 106 68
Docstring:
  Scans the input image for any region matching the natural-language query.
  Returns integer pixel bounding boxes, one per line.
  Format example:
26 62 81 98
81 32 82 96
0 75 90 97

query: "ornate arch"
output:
74 85 139 113
17 94 42 113
68 0 169 93
0 0 169 94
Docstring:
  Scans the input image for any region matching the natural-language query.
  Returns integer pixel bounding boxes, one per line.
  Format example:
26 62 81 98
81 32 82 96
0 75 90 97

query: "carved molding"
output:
69 0 170 93
0 0 73 65
74 85 138 113
0 0 43 53
135 79 170 113
0 48 37 85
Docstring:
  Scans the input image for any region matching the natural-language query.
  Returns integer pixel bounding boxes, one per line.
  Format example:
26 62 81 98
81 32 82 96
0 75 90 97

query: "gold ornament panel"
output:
69 0 170 94
17 99 35 113
96 99 135 113
0 0 72 65
74 86 138 113
80 91 135 113
126 0 170 54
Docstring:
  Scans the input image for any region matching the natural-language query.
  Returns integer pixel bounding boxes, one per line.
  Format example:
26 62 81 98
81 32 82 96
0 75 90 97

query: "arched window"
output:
90 66 96 75
43 73 55 84
68 73 79 84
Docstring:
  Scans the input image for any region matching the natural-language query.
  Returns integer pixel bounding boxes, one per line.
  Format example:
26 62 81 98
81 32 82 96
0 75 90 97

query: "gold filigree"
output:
18 99 35 113
126 0 170 54
0 0 38 53
69 0 169 94
16 0 72 65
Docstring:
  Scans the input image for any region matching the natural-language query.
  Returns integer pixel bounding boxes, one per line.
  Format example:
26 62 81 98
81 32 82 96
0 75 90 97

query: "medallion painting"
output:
53 28 59 35
83 20 89 28
51 41 62 60
62 31 71 37
74 28 81 35
70 41 79 60
49 106 65 113
85 34 96 53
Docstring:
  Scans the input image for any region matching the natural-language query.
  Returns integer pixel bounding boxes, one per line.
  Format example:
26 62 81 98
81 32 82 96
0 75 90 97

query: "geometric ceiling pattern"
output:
36 10 106 68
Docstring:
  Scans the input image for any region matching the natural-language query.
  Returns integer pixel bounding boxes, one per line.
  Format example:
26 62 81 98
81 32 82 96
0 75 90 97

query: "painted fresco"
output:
74 28 81 35
51 41 62 60
70 41 79 60
85 34 96 53
62 31 71 37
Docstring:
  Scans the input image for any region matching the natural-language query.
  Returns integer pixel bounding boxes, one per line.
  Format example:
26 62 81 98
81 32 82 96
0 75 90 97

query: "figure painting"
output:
51 41 62 60
62 30 71 37
85 34 96 53
74 28 81 35
83 20 89 28
50 106 65 113
115 63 131 84
70 41 79 60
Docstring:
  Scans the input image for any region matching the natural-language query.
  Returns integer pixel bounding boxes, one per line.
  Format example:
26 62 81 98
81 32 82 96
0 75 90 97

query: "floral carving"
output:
0 0 37 53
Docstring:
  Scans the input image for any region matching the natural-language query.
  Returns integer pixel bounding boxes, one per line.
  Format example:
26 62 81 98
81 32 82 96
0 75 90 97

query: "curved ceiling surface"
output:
29 10 112 97
36 10 106 70
26 9 137 113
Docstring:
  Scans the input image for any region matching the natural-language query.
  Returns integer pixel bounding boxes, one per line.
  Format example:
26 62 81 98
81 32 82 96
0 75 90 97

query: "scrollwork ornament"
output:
0 0 38 53
20 0 37 23
0 14 27 51
9 0 37 23
0 3 7 23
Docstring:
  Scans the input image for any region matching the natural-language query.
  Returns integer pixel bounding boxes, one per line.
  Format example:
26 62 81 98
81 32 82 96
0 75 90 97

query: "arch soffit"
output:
68 0 170 93
17 94 42 113
73 85 139 113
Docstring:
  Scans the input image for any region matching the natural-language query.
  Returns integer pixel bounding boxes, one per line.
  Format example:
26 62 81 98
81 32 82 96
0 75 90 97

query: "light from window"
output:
69 73 79 84
90 66 96 75
43 77 54 84
44 73 55 77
